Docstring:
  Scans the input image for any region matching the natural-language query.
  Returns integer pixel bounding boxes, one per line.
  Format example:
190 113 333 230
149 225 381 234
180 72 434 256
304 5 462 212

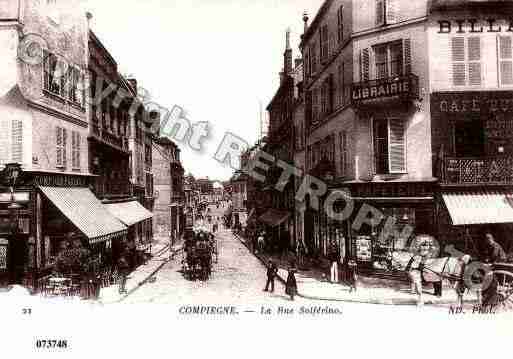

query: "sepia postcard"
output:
1 0 512 356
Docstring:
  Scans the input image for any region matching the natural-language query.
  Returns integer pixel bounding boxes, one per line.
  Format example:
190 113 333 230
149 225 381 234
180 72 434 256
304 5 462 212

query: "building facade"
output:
0 1 129 286
88 30 153 266
296 0 513 270
152 137 184 244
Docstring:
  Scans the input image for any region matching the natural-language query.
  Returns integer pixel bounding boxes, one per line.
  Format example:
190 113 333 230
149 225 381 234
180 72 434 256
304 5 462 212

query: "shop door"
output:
8 236 28 284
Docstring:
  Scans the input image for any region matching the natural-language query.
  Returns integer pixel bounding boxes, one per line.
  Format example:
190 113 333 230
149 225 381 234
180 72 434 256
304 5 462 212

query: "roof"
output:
39 186 127 244
442 190 513 226
429 0 513 11
104 200 154 227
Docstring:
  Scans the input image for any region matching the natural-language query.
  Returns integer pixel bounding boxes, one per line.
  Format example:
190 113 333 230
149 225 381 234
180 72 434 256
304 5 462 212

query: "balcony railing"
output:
440 155 513 185
351 73 419 106
92 178 131 198
90 119 129 152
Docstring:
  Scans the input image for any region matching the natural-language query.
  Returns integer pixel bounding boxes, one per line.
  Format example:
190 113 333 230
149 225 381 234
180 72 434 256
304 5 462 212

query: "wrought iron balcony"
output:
351 73 419 107
440 155 513 185
92 178 131 198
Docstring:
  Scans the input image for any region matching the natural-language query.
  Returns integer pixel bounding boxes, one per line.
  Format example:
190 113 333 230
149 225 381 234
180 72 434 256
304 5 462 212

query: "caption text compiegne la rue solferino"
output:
178 305 343 316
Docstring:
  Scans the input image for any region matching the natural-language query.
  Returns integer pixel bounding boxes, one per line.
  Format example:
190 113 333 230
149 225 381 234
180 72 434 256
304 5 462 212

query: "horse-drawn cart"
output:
182 228 215 281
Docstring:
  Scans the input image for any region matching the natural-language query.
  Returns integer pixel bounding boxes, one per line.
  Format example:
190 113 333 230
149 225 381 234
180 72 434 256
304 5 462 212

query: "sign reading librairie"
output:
0 0 19 20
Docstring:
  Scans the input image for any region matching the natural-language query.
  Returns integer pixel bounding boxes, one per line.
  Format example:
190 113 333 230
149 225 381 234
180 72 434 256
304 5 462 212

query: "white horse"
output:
391 251 472 306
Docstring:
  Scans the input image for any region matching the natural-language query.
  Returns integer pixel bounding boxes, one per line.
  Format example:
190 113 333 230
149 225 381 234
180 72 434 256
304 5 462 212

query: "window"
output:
312 88 319 125
71 131 81 169
56 126 67 168
374 41 403 79
43 50 67 97
320 25 329 63
340 131 348 177
376 0 399 26
498 35 513 86
338 62 345 106
11 119 22 163
376 0 384 26
68 66 84 107
373 118 406 174
451 36 481 86
311 44 318 74
304 49 311 78
337 6 344 44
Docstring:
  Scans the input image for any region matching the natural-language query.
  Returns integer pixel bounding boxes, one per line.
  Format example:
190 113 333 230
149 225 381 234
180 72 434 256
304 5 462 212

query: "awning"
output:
104 200 153 227
442 190 513 226
39 186 127 244
259 209 290 227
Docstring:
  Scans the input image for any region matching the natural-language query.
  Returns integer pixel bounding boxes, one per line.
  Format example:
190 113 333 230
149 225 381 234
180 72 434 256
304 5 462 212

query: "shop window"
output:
454 120 484 157
373 118 406 174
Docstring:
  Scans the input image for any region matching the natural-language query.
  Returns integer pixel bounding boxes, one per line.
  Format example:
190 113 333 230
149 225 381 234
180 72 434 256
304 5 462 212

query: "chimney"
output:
284 28 293 76
303 11 309 36
127 78 138 95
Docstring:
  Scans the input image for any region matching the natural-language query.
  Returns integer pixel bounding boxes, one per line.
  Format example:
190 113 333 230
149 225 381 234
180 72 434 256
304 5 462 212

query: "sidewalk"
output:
234 233 479 306
98 238 183 304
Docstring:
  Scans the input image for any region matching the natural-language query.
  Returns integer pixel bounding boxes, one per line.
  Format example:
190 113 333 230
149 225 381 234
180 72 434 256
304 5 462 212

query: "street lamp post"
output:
3 163 23 285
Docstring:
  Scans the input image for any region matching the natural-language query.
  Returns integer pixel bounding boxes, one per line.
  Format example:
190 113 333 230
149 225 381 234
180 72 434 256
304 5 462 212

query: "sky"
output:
83 0 322 181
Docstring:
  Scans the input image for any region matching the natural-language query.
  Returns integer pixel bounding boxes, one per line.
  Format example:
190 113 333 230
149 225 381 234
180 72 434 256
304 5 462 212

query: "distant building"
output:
152 137 184 244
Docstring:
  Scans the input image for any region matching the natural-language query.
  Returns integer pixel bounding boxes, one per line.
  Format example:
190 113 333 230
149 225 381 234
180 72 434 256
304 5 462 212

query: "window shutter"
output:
376 0 384 26
388 118 406 173
337 6 344 44
468 37 481 85
56 127 62 167
11 119 22 163
329 74 335 113
43 49 50 91
62 128 67 167
76 132 81 168
498 35 513 85
362 48 370 82
451 37 466 86
386 0 399 24
403 38 411 74
59 62 67 98
338 62 344 105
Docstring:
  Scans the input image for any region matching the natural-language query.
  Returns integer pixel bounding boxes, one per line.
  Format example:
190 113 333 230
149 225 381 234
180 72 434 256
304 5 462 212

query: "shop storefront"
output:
0 171 129 288
346 181 436 271
104 200 153 267
431 91 513 261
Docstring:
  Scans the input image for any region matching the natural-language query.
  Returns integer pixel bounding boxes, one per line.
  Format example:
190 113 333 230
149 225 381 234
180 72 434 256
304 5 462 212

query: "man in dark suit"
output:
263 260 278 293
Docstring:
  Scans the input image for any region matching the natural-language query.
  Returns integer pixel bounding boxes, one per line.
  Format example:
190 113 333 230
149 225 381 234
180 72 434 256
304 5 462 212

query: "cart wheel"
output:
493 270 513 311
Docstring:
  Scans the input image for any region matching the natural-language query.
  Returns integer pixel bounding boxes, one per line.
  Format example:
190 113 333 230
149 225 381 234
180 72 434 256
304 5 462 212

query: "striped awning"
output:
442 190 513 226
39 186 127 244
259 209 290 227
104 200 153 227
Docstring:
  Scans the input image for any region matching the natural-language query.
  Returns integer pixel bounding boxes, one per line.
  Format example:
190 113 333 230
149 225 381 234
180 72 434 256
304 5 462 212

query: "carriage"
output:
182 228 215 281
378 234 513 309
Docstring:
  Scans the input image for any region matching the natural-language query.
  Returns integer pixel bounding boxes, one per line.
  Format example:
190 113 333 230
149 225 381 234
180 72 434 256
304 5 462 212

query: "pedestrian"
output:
257 231 265 254
285 260 298 301
117 254 130 294
484 232 507 263
263 260 278 293
328 239 340 283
